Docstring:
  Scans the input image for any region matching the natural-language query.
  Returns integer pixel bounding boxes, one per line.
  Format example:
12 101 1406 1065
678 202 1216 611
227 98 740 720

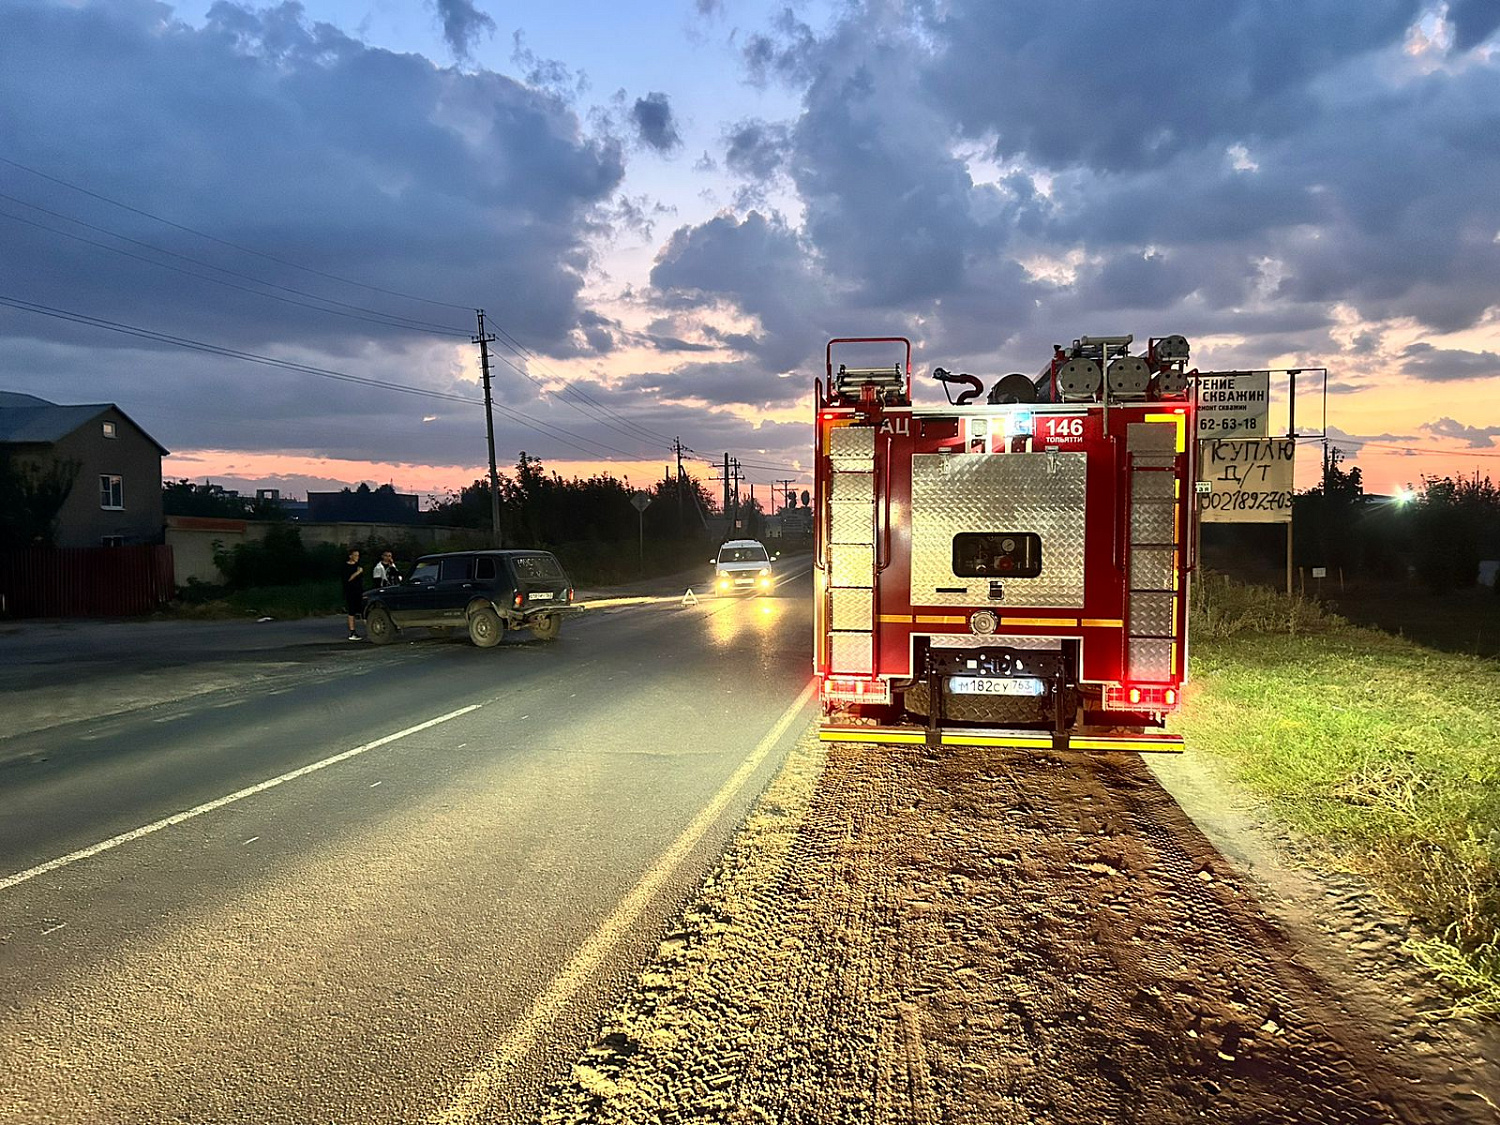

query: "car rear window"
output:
512 554 564 580
474 556 497 581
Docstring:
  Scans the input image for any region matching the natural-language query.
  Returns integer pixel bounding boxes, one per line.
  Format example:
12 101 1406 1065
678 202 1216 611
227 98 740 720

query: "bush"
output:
213 523 317 588
1190 571 1345 638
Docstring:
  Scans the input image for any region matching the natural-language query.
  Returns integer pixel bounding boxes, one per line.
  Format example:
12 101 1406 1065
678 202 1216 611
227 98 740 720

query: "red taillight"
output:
513 592 523 609
567 587 574 603
1105 684 1182 712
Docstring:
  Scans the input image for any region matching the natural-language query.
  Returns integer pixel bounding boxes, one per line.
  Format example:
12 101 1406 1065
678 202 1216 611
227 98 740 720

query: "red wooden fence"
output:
0 545 175 618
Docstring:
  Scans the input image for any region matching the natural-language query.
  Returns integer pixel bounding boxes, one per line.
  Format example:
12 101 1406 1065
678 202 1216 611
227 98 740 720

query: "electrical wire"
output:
0 295 669 464
0 155 473 312
0 295 476 405
0 160 687 456
0 191 472 336
0 157 806 473
0 205 473 339
486 330 678 449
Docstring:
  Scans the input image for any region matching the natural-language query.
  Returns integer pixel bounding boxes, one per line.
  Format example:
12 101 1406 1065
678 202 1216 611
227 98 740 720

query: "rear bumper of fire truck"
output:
818 723 1184 752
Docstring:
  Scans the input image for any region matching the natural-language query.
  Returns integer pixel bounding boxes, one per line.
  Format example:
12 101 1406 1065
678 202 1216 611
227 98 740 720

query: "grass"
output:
1320 579 1500 660
165 581 342 620
1177 573 1500 1018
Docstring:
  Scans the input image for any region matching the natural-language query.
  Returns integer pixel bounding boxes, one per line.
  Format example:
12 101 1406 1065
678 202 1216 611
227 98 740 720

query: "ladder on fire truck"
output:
1124 419 1184 692
825 420 878 679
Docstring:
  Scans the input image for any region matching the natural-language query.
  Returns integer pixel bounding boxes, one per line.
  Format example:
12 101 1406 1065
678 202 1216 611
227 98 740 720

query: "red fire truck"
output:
814 334 1196 752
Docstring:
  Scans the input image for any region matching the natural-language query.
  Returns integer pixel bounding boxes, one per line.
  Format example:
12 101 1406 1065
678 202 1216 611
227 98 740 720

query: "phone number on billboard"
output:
1202 490 1294 511
1199 416 1262 433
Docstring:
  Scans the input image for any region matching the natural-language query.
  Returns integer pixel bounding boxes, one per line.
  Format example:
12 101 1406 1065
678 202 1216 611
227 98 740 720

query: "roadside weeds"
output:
1182 573 1500 1018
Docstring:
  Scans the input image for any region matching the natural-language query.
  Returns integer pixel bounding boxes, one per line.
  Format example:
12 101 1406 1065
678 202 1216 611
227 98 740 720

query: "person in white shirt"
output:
372 549 401 587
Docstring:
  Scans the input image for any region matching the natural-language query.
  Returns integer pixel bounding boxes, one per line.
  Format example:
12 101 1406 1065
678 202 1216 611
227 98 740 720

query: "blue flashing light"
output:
1010 411 1034 437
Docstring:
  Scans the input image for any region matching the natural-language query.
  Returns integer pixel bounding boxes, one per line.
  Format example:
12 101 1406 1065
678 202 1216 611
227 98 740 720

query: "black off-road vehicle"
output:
362 550 581 648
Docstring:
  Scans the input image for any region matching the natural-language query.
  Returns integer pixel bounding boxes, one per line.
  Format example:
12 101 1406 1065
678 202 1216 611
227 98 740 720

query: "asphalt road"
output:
0 559 816 1124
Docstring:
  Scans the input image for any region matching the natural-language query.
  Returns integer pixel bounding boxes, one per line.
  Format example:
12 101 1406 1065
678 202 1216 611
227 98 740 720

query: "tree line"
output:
1216 450 1500 593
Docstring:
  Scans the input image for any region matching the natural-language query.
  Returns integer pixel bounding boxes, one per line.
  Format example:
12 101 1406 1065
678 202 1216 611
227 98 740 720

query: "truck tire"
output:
468 607 503 648
531 613 561 641
366 607 396 645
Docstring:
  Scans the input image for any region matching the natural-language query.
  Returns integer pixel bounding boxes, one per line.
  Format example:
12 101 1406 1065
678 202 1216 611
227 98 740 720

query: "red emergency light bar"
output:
1103 684 1180 711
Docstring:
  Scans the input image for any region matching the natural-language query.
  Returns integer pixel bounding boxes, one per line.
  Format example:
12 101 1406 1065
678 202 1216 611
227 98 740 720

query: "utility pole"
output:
775 478 794 515
674 437 685 530
722 453 731 523
473 309 502 548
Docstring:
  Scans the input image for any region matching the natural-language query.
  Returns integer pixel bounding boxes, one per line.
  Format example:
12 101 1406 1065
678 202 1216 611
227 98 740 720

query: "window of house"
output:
101 535 124 547
99 474 123 509
102 421 117 438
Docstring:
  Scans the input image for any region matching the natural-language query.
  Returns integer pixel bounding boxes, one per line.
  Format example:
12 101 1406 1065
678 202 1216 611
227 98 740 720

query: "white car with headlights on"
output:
712 539 775 596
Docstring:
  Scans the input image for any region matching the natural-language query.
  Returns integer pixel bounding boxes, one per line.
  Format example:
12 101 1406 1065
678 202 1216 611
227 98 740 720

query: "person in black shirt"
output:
344 549 365 640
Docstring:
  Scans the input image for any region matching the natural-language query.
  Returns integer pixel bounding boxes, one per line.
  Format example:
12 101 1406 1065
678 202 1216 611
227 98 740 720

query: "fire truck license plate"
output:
947 676 1045 697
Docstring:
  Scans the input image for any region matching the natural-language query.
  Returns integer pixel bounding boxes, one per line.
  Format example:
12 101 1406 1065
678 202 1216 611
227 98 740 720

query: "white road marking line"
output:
432 678 816 1125
369 781 383 788
0 704 482 894
241 837 260 846
40 922 67 936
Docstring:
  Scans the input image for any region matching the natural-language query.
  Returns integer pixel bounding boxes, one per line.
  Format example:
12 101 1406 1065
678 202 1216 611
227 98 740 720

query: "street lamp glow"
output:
1394 486 1417 505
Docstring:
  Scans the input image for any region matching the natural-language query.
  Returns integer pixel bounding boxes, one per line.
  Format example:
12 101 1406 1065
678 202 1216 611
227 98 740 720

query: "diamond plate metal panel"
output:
1129 546 1176 591
1127 422 1177 453
1128 638 1173 682
830 470 873 502
830 631 873 673
910 452 1087 608
830 543 874 588
831 587 874 630
1132 471 1175 501
828 425 875 466
1129 592 1177 636
830 501 875 545
1131 500 1177 545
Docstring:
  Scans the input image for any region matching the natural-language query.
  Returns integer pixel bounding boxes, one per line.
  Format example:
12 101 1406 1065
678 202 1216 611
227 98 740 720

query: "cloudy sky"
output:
2 0 1499 501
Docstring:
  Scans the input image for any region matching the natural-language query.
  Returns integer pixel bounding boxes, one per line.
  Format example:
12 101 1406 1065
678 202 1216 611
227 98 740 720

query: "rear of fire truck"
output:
814 334 1196 752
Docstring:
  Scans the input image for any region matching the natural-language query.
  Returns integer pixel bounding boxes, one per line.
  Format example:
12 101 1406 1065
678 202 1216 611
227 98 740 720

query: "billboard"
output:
1197 371 1270 439
1198 438 1295 523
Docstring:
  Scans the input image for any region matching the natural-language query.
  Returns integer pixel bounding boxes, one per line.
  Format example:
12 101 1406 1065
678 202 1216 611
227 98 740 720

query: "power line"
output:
0 199 673 456
0 191 471 336
0 157 783 469
486 328 676 448
1 157 682 455
0 205 472 339
0 295 668 464
0 295 476 405
1339 439 1500 460
0 155 473 313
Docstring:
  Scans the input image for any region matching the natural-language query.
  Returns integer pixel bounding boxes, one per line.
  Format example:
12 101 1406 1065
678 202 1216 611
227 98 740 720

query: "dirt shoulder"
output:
534 730 1499 1125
